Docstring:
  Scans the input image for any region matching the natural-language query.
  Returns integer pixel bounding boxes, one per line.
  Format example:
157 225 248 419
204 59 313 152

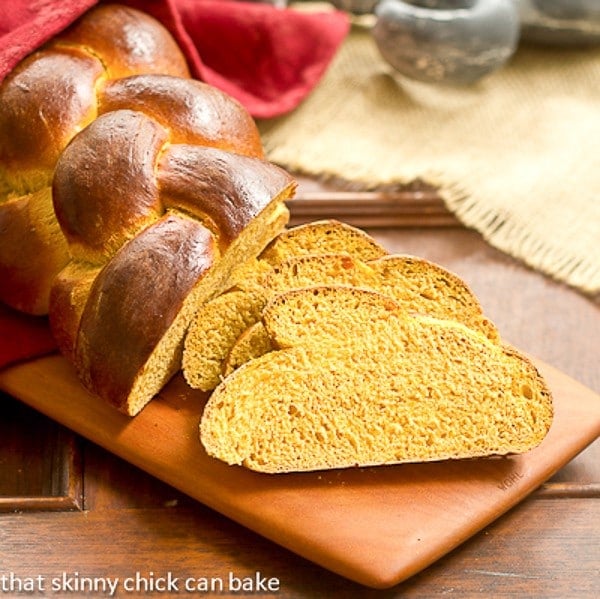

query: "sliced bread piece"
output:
218 252 498 381
267 253 498 340
228 219 388 292
367 254 498 340
185 227 497 391
53 130 295 415
200 286 553 473
183 252 379 390
181 289 269 392
259 219 388 267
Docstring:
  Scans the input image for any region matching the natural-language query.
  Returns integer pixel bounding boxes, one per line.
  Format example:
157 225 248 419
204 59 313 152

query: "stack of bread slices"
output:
184 220 554 474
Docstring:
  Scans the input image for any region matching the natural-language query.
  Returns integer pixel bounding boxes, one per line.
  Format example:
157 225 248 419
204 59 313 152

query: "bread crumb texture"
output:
183 289 269 390
200 286 553 473
183 220 389 391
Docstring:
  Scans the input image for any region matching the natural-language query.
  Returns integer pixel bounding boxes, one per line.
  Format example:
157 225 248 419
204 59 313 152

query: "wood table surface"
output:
1 183 598 598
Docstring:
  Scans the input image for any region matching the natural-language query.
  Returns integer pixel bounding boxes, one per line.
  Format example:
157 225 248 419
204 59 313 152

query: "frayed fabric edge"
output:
442 184 600 301
279 161 599 300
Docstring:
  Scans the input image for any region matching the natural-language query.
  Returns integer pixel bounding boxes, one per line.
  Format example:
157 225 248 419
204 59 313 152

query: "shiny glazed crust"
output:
0 4 297 413
0 4 190 314
75 214 217 408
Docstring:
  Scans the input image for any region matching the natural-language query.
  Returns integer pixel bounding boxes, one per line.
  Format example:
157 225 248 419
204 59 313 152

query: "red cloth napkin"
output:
0 0 349 369
0 0 350 118
0 304 57 369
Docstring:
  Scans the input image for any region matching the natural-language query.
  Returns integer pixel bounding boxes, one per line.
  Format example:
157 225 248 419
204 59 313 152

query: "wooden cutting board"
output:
1 354 599 589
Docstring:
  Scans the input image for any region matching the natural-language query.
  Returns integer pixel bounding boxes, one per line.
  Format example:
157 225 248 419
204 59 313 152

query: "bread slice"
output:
259 219 388 267
180 288 269 392
215 251 498 383
226 219 388 292
183 220 388 391
182 251 376 390
219 252 379 377
200 286 553 473
268 253 498 339
185 226 498 392
367 254 498 340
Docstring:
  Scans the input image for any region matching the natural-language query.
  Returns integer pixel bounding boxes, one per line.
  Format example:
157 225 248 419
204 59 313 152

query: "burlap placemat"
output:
258 23 600 297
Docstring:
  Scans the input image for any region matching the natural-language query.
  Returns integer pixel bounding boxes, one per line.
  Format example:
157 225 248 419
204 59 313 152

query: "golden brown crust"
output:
48 262 101 361
53 4 190 79
1 2 297 414
158 145 295 249
0 4 192 314
54 136 294 411
0 4 189 186
99 75 264 158
0 189 70 315
52 110 167 262
75 214 217 409
0 48 103 181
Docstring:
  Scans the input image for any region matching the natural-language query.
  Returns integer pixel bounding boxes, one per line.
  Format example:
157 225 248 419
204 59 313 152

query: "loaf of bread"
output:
1 4 297 414
200 286 553 473
183 239 497 391
50 103 295 415
0 4 190 314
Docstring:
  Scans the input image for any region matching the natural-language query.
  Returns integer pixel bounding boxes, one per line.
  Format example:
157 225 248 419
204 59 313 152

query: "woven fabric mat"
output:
258 24 600 297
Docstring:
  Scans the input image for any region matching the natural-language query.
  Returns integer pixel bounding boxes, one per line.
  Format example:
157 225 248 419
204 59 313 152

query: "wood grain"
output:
0 395 82 512
288 177 458 227
0 499 597 597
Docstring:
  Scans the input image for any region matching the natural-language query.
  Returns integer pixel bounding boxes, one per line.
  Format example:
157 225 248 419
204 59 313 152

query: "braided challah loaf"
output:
50 104 294 414
1 4 297 414
0 4 190 314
